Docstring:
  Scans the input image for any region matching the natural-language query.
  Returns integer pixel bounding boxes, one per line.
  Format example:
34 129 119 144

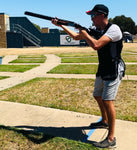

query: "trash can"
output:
0 57 2 64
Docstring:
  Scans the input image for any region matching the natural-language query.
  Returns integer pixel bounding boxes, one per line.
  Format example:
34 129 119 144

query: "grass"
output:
61 57 98 63
56 53 98 63
0 126 99 150
10 58 46 63
48 64 137 75
53 51 137 75
10 55 46 63
0 76 9 80
123 43 137 53
57 52 137 63
56 52 97 57
126 65 137 75
48 64 98 74
0 125 99 150
0 47 137 149
18 55 46 58
122 55 137 62
0 65 39 72
0 78 136 122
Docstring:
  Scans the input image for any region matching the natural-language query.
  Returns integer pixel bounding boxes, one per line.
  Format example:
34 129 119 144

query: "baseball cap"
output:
86 4 109 16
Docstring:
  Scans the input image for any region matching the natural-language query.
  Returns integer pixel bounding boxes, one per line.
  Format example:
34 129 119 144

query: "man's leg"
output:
93 75 121 148
94 96 108 123
103 100 116 141
93 99 117 148
93 77 108 124
102 76 121 140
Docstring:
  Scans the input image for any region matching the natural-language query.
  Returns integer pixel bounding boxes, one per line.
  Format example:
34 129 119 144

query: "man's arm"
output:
51 19 84 40
51 19 111 50
60 25 84 40
79 30 111 50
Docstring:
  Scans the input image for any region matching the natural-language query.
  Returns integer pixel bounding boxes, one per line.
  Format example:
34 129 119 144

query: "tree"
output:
109 15 137 35
33 23 41 31
135 25 137 34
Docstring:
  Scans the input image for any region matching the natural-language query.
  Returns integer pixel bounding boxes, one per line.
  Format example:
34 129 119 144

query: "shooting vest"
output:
87 23 125 80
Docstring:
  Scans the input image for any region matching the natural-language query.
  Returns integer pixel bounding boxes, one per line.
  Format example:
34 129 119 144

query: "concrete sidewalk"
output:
0 54 137 149
0 101 137 150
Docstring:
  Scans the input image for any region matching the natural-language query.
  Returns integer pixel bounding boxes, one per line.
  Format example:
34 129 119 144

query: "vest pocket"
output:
101 59 118 80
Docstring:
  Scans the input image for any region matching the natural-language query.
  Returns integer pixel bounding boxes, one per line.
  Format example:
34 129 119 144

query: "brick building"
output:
0 13 10 48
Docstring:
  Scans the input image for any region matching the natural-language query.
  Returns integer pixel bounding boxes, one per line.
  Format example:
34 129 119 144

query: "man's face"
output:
91 13 104 27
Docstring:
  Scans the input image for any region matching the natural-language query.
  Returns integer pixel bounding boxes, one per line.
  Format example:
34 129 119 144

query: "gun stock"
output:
24 11 87 30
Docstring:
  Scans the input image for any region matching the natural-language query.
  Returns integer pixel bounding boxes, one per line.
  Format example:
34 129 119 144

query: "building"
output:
0 13 10 48
0 13 87 48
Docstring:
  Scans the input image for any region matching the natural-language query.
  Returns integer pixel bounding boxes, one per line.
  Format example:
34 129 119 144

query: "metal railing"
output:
11 24 41 47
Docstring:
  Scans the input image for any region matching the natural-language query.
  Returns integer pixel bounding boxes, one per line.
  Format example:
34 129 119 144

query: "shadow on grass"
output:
0 124 104 145
0 125 53 144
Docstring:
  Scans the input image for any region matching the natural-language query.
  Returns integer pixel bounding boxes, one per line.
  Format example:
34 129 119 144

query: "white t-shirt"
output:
104 24 122 42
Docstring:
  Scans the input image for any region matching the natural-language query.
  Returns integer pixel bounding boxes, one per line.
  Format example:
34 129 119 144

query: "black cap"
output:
86 4 109 16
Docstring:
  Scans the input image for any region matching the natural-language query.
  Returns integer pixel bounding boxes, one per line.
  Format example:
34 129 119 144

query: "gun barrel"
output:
25 11 53 21
24 11 87 30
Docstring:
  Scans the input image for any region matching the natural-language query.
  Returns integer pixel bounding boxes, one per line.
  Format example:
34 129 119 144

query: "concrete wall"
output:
6 32 23 48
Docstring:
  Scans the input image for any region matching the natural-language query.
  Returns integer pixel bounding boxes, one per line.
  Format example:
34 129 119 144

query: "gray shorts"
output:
93 75 121 100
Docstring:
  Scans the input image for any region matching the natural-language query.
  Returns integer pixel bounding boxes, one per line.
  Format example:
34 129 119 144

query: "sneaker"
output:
93 137 117 149
89 121 108 129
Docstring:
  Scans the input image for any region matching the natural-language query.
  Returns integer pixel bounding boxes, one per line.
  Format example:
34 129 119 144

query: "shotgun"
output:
24 11 87 30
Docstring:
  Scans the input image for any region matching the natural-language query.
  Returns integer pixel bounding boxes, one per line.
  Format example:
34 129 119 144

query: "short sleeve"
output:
104 24 123 42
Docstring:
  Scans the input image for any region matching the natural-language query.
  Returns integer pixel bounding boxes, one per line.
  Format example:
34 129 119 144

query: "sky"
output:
1 0 137 29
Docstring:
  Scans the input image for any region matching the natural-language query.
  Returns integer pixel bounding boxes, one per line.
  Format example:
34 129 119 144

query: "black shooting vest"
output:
87 23 124 80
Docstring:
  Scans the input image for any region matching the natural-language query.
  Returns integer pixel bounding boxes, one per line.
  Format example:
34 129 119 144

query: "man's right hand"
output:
51 17 61 27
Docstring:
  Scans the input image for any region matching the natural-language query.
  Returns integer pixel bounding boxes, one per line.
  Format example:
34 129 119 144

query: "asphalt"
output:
0 55 137 150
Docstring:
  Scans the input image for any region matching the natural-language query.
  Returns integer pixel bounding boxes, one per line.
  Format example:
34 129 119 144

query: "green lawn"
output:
56 52 97 57
61 57 98 63
0 76 9 80
10 58 46 63
48 64 98 74
0 65 39 72
10 55 46 63
48 64 137 75
18 55 46 58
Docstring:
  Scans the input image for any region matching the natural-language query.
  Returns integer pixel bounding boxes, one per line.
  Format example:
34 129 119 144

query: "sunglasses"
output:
91 13 102 19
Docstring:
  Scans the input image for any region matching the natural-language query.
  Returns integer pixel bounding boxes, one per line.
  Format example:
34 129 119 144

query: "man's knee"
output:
94 96 102 102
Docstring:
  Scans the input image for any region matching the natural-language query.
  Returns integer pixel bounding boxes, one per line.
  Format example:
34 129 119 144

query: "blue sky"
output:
1 0 137 29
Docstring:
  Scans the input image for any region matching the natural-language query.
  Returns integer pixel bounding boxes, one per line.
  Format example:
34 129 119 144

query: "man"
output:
52 4 125 149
